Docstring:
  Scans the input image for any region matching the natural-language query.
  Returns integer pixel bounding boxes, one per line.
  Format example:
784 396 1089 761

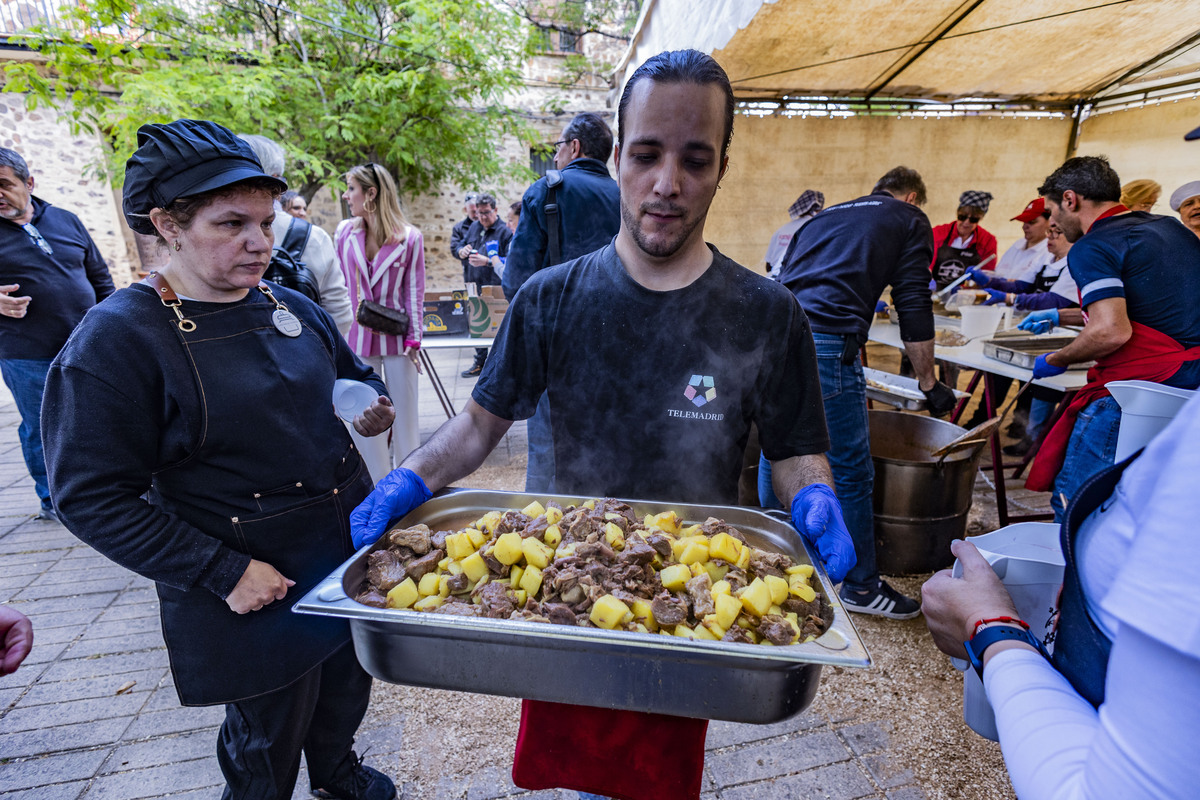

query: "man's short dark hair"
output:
563 112 613 162
0 148 30 182
617 49 735 163
476 193 497 211
873 166 927 206
1038 156 1122 205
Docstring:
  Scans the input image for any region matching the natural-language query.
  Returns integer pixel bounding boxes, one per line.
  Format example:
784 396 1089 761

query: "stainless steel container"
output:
294 490 870 724
983 335 1091 370
869 411 986 574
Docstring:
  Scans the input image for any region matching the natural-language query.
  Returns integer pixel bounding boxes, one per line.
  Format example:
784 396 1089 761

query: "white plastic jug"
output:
949 522 1064 741
1107 380 1197 462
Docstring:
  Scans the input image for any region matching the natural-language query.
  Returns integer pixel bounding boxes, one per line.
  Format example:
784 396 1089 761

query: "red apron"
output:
1026 322 1200 491
511 700 708 800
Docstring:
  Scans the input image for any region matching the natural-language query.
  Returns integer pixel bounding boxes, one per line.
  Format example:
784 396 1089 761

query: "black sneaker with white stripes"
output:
839 579 921 620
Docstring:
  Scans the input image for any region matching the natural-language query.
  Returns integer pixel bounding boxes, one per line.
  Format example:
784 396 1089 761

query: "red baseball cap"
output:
1012 198 1047 223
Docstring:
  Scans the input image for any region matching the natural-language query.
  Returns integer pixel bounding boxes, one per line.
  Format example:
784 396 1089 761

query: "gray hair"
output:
237 134 286 178
0 147 30 182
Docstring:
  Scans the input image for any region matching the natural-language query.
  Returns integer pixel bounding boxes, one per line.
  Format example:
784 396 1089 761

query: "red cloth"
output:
1026 322 1200 490
928 223 998 273
511 700 708 800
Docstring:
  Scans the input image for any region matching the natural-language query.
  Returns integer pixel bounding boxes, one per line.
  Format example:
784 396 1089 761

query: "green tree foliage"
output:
3 0 540 198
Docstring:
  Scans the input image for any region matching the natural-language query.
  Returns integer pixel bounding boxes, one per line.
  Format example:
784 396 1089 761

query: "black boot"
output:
311 751 396 800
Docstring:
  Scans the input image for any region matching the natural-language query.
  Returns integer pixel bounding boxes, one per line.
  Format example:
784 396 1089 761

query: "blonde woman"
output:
1120 179 1162 212
336 162 425 481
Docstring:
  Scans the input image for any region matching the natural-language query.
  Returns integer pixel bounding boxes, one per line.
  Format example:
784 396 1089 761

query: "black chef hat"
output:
123 119 286 235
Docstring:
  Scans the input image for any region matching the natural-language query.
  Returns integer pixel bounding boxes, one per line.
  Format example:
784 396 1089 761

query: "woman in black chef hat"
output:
41 119 398 800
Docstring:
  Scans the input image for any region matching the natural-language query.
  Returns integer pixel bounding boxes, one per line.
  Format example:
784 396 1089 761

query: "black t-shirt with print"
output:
472 243 829 505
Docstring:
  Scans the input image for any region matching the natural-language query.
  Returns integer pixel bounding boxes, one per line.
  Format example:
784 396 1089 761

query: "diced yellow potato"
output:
653 510 681 534
787 573 810 590
769 604 783 616
738 578 773 617
679 540 709 565
522 537 554 570
445 532 475 560
790 582 816 603
689 562 705 578
589 594 631 630
736 614 755 629
477 510 503 534
703 561 729 585
604 522 625 551
660 563 691 591
413 594 443 611
634 623 650 634
714 593 742 630
712 580 732 596
765 574 789 606
545 506 563 525
643 513 657 530
779 616 800 644
630 598 659 632
385 578 419 609
510 564 525 588
679 524 703 538
693 622 720 640
582 499 596 510
700 614 726 638
735 543 752 570
786 564 815 578
543 524 562 548
670 538 689 561
514 589 528 607
520 564 543 596
461 551 488 582
555 542 577 559
673 624 696 638
708 532 743 563
418 572 440 596
493 532 524 565
464 527 487 549
437 556 452 571
437 574 452 598
446 560 464 576
604 512 624 521
522 500 546 518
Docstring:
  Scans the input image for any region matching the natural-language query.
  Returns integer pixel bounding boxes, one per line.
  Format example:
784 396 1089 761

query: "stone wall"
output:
0 93 137 287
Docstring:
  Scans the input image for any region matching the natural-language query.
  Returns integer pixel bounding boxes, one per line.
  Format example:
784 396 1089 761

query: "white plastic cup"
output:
959 305 1006 340
332 379 378 422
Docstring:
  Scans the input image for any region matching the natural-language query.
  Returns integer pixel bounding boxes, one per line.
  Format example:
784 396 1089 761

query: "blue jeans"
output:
525 392 555 493
0 358 54 508
761 334 876 590
1050 395 1121 522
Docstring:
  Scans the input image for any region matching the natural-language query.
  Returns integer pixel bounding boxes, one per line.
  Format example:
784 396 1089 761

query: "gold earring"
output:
173 240 181 252
364 198 377 214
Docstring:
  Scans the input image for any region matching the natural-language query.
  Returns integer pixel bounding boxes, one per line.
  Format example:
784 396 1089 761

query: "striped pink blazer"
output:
335 218 426 356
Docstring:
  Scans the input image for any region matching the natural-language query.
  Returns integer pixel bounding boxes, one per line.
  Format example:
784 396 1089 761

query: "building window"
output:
558 30 579 53
530 147 555 178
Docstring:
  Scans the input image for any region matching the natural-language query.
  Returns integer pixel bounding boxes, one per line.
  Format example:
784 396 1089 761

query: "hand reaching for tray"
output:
350 467 433 548
790 484 856 584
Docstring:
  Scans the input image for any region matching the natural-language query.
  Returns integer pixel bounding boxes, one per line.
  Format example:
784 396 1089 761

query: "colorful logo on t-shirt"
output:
684 375 716 407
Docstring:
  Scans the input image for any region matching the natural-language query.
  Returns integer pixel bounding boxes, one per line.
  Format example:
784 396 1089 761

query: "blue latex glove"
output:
874 300 888 313
789 484 856 584
928 278 937 292
1032 353 1067 379
1018 308 1059 335
966 267 991 288
350 468 433 549
981 288 1008 306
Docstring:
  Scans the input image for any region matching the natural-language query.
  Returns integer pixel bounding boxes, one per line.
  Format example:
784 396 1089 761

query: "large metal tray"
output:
982 335 1092 370
294 490 870 724
863 367 969 411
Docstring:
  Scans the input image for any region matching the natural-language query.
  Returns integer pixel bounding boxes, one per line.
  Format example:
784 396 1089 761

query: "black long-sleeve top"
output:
779 191 935 344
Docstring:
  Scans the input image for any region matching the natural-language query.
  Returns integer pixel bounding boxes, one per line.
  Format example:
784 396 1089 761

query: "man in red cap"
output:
994 197 1052 280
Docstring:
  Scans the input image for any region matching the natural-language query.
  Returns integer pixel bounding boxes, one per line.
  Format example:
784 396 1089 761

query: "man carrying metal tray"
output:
351 49 856 800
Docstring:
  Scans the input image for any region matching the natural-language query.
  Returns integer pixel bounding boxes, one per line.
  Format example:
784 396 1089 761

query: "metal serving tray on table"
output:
982 335 1091 370
863 367 969 411
294 490 871 724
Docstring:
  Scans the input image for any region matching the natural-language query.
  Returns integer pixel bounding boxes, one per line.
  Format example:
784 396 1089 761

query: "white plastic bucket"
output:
1107 380 1197 462
949 522 1064 741
959 305 1008 340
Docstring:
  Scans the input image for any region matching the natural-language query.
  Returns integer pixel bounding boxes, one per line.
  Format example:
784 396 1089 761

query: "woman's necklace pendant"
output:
272 308 302 337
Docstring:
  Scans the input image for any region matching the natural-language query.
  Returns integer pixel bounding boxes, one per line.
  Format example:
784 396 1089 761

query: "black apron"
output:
148 285 373 706
1030 260 1065 294
932 226 982 289
1051 451 1141 708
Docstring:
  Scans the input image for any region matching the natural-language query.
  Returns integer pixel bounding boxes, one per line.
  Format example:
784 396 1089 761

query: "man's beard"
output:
621 199 702 259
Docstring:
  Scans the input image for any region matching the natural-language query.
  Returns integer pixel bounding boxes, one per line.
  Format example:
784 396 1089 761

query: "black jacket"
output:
461 217 512 287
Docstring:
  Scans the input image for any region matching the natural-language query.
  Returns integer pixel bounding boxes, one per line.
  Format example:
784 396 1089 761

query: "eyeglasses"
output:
956 214 982 224
552 139 569 148
22 223 53 256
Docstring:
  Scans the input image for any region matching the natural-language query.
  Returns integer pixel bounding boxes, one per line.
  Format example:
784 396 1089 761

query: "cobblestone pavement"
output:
1 346 926 799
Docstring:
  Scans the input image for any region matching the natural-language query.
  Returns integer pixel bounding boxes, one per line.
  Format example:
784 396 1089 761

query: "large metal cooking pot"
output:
869 410 985 574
